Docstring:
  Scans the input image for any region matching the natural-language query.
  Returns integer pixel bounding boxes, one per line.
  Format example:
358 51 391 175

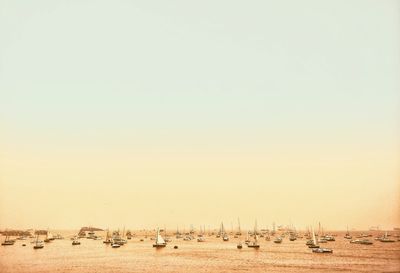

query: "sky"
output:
0 0 399 231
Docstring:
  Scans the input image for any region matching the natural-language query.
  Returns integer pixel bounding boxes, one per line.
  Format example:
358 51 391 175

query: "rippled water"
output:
1 231 399 273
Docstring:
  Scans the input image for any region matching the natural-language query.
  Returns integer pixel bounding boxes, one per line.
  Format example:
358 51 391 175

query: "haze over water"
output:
1 0 400 232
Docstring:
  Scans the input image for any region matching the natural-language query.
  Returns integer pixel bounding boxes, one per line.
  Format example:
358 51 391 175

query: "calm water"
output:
1 231 399 273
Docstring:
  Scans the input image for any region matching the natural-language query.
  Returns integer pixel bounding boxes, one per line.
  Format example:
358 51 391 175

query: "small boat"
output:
153 228 167 248
237 242 243 249
312 248 333 253
274 237 282 244
72 237 81 245
350 239 373 245
324 235 335 241
174 245 178 249
33 235 44 249
111 243 120 248
197 237 205 242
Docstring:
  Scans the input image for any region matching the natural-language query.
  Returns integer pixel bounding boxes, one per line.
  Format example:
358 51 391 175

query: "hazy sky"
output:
0 0 399 231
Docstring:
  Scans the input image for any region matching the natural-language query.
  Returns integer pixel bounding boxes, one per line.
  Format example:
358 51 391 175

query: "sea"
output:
1 230 399 273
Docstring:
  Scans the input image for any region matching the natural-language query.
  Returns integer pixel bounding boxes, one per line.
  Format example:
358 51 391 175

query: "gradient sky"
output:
0 0 399 231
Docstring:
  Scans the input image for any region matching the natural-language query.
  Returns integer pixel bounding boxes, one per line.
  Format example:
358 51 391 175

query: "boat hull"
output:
153 244 167 248
248 245 260 248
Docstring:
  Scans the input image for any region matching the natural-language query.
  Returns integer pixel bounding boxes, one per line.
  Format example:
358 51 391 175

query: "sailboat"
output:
344 226 352 239
1 234 15 246
103 229 112 244
308 227 320 248
379 231 395 243
235 218 242 236
33 234 44 249
44 230 54 243
265 231 271 241
176 226 182 239
247 221 260 248
112 230 127 246
221 222 229 241
197 226 205 242
245 231 250 244
153 228 167 248
312 226 333 254
164 226 172 242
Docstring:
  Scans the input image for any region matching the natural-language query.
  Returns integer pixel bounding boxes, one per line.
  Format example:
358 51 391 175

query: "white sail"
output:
156 228 166 244
312 227 317 245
